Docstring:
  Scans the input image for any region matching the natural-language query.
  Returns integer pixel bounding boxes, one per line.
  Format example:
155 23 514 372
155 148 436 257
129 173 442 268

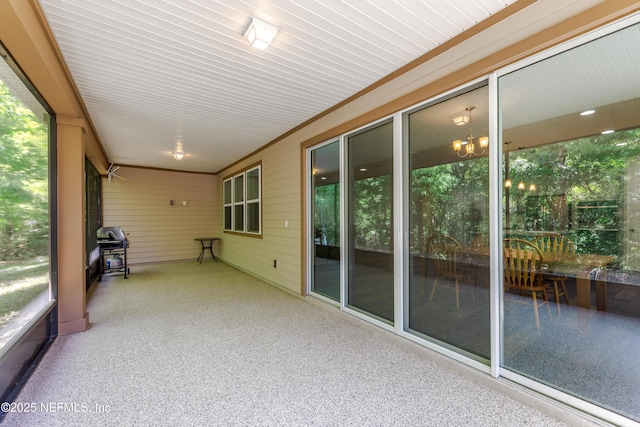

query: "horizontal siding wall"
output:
219 140 302 294
103 167 219 264
216 2 640 297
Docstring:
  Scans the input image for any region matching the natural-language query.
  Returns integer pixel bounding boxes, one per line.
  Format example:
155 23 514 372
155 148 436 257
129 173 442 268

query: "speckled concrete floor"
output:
3 261 585 426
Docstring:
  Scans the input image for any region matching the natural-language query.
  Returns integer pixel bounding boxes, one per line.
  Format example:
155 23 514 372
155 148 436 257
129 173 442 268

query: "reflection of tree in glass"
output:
411 157 489 250
314 183 340 247
509 130 640 260
354 175 392 251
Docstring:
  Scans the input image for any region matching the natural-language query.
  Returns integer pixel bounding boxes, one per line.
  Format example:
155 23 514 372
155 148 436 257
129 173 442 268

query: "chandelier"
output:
452 106 488 157
504 142 536 191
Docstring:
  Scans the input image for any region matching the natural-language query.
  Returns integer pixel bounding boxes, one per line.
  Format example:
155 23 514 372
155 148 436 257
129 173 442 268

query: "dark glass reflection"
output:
347 121 394 322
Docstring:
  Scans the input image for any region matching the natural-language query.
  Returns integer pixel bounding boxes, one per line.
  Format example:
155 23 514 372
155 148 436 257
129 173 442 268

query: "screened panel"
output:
0 52 52 356
246 167 259 201
234 175 244 202
247 202 259 234
223 179 231 204
234 204 244 232
224 206 232 230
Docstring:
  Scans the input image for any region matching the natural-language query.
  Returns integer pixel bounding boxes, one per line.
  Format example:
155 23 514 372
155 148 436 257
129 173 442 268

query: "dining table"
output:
539 252 615 311
429 246 617 311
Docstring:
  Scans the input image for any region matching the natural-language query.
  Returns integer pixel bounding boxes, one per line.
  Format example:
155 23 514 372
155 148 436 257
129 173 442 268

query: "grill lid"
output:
97 226 126 241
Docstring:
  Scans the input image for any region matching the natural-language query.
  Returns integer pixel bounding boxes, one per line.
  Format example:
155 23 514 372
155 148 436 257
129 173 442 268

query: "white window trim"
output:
223 178 233 231
233 173 245 233
245 164 262 235
223 163 262 236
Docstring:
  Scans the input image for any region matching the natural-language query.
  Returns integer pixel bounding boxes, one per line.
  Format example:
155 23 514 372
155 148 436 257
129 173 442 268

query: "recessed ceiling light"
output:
321 177 327 180
359 168 367 172
173 151 185 160
601 130 615 135
580 110 596 116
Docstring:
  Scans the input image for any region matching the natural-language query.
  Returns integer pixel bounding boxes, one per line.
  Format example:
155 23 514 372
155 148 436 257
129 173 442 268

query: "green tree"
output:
0 82 49 260
507 129 640 258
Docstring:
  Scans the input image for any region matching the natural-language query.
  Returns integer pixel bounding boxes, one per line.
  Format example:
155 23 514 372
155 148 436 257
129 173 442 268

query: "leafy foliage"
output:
411 158 489 251
314 183 339 246
313 126 640 268
353 175 392 250
506 129 640 258
0 82 49 261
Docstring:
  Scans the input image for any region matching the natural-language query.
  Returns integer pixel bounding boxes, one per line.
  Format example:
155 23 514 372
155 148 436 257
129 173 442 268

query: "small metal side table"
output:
194 237 220 263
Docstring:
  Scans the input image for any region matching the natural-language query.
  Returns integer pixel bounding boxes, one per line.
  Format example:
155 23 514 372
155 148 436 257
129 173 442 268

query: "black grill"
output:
97 226 130 279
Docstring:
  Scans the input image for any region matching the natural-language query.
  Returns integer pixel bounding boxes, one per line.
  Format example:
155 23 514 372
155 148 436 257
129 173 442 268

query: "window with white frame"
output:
223 163 261 236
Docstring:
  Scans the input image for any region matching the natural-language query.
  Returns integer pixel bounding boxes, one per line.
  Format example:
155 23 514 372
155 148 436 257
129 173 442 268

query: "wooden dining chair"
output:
469 232 490 289
427 234 467 309
533 234 573 312
503 238 551 329
471 232 489 248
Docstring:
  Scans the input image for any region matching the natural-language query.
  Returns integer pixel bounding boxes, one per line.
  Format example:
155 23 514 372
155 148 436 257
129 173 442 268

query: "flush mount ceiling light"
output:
580 109 596 116
243 17 278 50
453 115 470 126
173 151 185 160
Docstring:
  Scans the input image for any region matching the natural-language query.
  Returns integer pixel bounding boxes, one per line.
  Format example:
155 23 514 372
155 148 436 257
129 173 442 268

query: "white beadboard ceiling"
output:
38 1 640 175
38 0 519 173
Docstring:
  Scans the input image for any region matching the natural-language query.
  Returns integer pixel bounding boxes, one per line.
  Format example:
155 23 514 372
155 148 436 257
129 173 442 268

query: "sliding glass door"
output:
499 21 640 421
310 141 340 301
406 85 491 359
346 120 394 323
305 14 640 425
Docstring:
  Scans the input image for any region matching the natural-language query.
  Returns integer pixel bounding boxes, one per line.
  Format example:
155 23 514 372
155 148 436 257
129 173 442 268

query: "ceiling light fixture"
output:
601 130 615 135
243 17 278 50
453 115 469 126
452 106 488 157
173 151 185 160
580 109 596 116
515 180 537 191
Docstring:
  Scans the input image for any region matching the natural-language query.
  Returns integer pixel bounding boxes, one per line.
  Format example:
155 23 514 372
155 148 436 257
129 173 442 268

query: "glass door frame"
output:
341 116 397 332
492 12 640 426
304 12 640 426
396 77 495 374
306 138 342 306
